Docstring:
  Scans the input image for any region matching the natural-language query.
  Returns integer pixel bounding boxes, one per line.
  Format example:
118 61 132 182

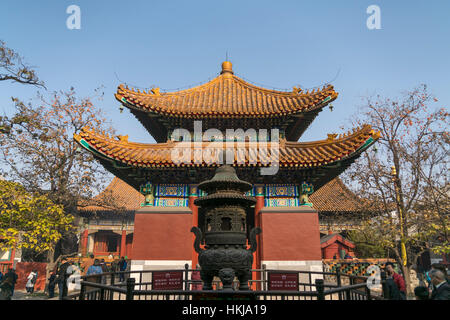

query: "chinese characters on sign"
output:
152 271 183 290
268 272 298 291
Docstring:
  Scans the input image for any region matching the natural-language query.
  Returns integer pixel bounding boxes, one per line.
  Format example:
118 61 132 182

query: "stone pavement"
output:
11 290 53 300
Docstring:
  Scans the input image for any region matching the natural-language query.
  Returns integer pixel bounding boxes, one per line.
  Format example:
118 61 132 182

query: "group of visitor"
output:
0 268 40 299
0 255 131 300
54 255 129 299
84 256 128 280
384 262 449 300
413 263 449 300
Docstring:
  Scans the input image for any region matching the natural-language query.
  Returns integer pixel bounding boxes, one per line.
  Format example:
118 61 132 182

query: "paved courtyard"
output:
11 290 57 300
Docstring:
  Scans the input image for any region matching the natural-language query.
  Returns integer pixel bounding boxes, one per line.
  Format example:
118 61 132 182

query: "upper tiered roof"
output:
116 61 337 118
115 61 338 142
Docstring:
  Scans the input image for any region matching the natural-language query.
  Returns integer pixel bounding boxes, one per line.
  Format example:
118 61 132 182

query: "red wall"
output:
132 210 192 260
15 262 48 291
260 208 322 261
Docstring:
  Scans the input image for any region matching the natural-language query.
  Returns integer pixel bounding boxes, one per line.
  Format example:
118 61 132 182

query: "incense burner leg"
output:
237 270 251 290
218 268 235 291
200 270 214 290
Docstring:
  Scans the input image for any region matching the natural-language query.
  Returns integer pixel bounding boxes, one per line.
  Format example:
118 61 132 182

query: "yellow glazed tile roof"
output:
115 61 338 118
74 125 380 168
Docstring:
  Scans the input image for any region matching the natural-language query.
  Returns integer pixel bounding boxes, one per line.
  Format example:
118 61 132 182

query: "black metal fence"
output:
64 264 388 301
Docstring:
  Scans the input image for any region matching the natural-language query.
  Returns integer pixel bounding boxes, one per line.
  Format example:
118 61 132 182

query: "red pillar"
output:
189 185 199 269
252 185 265 290
120 230 126 258
81 229 89 256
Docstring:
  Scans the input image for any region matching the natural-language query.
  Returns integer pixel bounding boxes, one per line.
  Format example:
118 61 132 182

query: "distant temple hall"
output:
74 61 380 276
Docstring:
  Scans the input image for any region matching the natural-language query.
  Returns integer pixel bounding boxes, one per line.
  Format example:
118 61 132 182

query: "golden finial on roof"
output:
220 61 234 77
151 87 160 96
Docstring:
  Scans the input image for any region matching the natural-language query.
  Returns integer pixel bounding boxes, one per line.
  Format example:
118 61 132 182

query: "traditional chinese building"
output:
74 61 379 277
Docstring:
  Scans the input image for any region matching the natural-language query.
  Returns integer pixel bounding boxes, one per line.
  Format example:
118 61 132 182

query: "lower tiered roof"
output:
74 125 380 191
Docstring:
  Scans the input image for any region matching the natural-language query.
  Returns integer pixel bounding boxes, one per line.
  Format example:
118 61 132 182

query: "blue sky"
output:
1 0 449 143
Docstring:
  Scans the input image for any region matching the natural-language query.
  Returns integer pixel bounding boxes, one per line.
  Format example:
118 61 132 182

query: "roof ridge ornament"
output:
151 87 160 96
116 135 129 143
220 61 234 77
293 86 303 94
327 133 338 141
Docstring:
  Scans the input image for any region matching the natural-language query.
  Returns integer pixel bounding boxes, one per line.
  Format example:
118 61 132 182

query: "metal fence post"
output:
262 264 267 291
345 289 351 300
126 277 136 300
79 281 86 301
336 270 342 300
184 263 189 291
315 279 325 301
365 285 372 300
380 271 388 299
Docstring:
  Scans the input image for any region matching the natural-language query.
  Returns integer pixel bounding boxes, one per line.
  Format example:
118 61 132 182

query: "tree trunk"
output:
401 264 412 299
45 248 55 294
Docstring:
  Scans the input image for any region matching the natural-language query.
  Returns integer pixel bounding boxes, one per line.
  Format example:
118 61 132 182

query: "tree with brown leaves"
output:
0 40 44 88
0 88 115 261
343 84 449 297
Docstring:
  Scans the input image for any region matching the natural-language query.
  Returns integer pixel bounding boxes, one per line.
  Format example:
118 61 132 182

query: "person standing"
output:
385 262 406 300
430 269 450 300
110 259 118 274
84 259 103 294
82 254 95 276
99 259 109 284
0 276 14 300
86 259 103 277
124 257 131 280
56 258 71 300
118 257 127 282
5 268 18 297
100 259 109 272
26 269 38 294
47 271 57 298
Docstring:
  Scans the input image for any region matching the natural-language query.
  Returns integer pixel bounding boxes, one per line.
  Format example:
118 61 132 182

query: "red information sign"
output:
152 271 183 290
268 272 299 291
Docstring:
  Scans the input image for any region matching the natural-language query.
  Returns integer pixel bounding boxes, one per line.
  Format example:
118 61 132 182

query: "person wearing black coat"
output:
56 258 70 300
385 277 403 300
0 276 14 300
47 272 57 298
430 269 450 300
5 269 17 296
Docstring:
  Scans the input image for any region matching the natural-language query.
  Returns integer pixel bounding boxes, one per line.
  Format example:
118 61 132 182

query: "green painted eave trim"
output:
78 138 132 169
322 96 331 103
321 136 377 169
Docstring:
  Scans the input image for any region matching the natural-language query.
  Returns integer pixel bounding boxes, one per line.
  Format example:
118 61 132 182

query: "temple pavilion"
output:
74 61 379 280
